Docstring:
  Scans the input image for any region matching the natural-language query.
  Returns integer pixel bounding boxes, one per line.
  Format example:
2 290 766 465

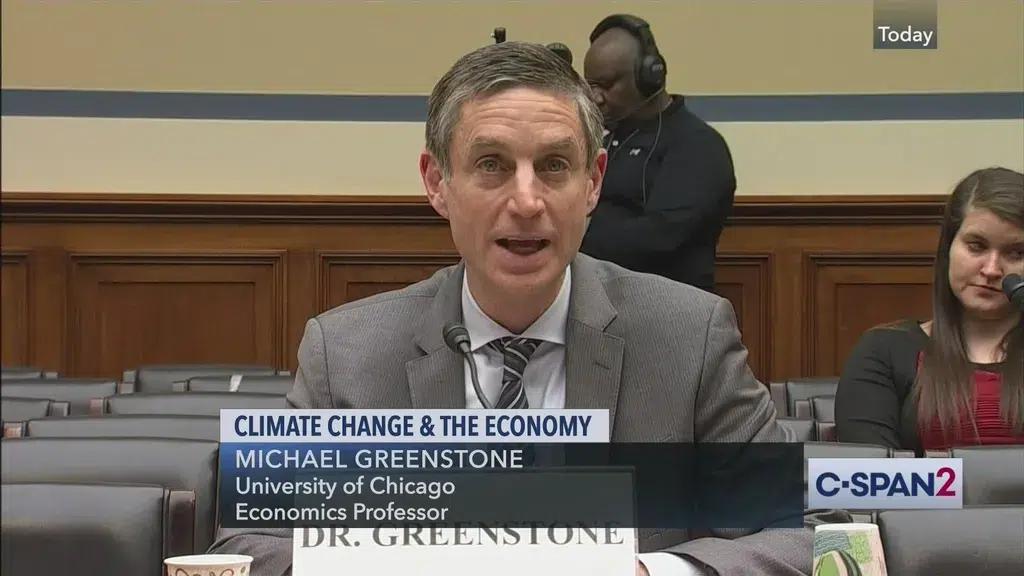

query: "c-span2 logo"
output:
808 458 962 509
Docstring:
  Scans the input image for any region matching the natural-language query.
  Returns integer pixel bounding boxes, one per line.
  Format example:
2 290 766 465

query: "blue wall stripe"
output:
0 91 427 122
2 89 1022 122
688 93 1023 122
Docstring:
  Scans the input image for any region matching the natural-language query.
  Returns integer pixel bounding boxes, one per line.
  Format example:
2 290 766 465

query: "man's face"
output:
421 87 606 303
584 29 644 125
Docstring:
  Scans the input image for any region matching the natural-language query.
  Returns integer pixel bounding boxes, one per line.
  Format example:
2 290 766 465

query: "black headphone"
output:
590 14 666 98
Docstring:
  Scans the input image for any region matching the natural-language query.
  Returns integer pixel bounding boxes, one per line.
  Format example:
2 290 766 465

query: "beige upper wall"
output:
5 116 1021 196
4 0 1022 95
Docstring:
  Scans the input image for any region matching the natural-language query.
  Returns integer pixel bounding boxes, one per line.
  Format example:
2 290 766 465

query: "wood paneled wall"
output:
1 193 944 382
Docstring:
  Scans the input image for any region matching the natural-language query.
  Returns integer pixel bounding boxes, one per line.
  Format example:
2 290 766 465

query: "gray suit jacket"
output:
211 254 845 575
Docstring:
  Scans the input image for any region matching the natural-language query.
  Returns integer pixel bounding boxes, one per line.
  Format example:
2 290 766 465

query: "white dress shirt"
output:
460 268 705 576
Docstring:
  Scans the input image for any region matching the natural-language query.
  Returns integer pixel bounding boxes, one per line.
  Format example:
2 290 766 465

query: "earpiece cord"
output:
641 107 663 205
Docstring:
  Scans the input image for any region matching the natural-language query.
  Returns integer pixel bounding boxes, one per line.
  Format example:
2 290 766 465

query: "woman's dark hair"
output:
916 167 1024 438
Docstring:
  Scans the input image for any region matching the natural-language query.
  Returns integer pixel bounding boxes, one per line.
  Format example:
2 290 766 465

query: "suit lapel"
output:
406 352 466 408
404 257 625 418
407 264 466 409
564 256 624 435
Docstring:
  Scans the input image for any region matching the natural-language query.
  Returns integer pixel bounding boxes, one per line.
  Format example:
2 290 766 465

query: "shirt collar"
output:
461 267 570 352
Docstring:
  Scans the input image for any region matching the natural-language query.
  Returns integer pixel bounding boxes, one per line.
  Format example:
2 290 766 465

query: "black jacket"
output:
835 319 1016 453
581 96 736 292
836 320 930 452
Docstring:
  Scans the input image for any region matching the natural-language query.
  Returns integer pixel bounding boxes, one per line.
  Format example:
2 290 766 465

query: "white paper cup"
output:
813 523 887 576
164 554 253 576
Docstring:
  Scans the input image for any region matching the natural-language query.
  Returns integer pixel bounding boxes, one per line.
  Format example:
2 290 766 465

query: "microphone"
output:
603 88 665 128
546 42 573 65
442 323 492 409
1003 274 1024 310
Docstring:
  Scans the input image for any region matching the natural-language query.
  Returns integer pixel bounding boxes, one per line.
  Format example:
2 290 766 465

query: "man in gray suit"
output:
211 41 842 575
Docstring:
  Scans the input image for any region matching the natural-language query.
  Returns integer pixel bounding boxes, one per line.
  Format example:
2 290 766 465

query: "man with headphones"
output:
581 14 736 294
583 18 801 576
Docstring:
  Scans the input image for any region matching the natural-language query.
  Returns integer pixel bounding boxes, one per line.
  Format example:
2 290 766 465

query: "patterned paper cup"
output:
813 523 887 576
164 554 253 576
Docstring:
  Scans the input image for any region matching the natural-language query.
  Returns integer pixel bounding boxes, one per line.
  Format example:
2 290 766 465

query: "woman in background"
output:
836 167 1023 452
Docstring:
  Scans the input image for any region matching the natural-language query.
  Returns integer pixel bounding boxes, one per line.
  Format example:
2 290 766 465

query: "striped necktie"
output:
486 337 542 409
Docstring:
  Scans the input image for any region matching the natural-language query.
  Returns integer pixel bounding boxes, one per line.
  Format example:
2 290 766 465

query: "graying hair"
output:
425 41 604 179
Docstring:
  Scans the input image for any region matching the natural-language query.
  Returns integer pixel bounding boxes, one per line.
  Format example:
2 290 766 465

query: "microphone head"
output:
1003 273 1024 307
546 42 573 66
442 322 472 353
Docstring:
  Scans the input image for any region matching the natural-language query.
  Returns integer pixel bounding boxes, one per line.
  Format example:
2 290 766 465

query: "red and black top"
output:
918 367 1023 450
837 319 1024 453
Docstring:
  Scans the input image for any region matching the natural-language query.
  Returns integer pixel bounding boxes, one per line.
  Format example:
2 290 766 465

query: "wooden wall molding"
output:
0 193 443 224
1 251 32 365
65 251 286 376
0 193 946 382
726 195 945 225
317 251 460 311
802 252 935 376
714 253 773 380
0 192 946 225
